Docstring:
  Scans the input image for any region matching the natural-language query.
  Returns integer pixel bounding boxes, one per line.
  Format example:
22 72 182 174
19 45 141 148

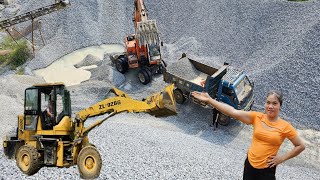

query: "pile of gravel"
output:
166 57 204 81
74 54 101 68
9 0 319 130
86 55 126 87
0 0 319 179
149 0 320 130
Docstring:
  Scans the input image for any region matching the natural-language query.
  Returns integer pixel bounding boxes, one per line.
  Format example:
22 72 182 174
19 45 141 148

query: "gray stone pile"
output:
166 57 203 80
74 54 101 68
0 0 319 179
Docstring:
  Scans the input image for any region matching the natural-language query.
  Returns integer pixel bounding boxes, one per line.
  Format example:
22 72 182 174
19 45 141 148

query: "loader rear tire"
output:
77 146 102 179
174 89 185 104
16 145 41 175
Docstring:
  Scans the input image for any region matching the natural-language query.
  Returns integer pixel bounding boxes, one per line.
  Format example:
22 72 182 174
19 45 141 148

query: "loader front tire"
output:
16 145 41 175
77 146 102 179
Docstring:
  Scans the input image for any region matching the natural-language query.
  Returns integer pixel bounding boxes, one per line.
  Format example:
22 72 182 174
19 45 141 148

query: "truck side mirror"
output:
161 41 163 46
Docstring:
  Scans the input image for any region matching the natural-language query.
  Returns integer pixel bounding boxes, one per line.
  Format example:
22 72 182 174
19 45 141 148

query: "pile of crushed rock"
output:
0 0 319 179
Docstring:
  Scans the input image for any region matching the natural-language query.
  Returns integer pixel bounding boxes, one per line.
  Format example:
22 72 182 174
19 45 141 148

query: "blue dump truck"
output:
163 55 254 126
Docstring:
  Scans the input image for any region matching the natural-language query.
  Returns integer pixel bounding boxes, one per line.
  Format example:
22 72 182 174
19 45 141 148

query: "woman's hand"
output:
191 91 212 103
267 155 284 168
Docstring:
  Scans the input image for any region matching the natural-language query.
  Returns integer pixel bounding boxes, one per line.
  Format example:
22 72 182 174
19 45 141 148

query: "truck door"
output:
234 76 254 110
220 86 238 109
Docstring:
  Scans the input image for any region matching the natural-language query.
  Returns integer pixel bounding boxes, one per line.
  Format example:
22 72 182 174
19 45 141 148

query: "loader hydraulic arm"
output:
74 84 176 138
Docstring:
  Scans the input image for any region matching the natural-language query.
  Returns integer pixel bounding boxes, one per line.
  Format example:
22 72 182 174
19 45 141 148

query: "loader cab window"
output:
25 89 38 112
24 88 39 130
40 90 55 130
25 115 38 130
55 88 65 123
41 93 51 113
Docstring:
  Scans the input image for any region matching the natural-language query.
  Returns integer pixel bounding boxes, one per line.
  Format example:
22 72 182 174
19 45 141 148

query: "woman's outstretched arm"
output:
192 91 252 124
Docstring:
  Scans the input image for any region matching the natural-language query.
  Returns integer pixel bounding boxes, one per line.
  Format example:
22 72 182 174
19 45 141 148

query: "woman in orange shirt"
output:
191 90 305 180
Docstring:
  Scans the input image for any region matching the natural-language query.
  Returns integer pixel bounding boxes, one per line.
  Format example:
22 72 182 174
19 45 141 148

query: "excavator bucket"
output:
147 84 177 117
136 20 160 46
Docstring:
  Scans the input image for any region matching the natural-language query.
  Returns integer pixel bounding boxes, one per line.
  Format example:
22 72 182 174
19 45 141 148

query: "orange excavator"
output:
110 0 165 85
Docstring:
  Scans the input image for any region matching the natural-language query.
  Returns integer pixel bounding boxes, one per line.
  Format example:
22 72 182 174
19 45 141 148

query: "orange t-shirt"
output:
247 111 298 169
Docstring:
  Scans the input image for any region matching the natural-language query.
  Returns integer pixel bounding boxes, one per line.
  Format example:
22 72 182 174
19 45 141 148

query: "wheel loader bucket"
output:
148 84 177 117
136 20 160 46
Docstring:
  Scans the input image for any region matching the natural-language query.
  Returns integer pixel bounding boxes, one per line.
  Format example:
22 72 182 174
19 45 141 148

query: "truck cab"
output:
220 69 254 110
216 68 254 125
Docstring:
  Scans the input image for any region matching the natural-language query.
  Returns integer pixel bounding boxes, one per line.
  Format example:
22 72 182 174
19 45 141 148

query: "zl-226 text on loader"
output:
3 83 176 179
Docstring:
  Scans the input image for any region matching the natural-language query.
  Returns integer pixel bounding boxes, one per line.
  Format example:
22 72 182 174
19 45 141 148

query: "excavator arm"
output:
133 0 160 49
74 84 176 138
133 0 148 28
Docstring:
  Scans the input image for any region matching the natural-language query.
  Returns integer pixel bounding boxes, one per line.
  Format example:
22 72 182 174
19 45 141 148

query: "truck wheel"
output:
158 64 165 74
16 145 41 175
174 89 185 104
218 113 230 126
77 146 102 179
138 69 151 85
115 57 128 73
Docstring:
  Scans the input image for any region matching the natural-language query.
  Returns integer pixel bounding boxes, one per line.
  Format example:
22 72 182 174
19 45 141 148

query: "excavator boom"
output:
133 0 161 51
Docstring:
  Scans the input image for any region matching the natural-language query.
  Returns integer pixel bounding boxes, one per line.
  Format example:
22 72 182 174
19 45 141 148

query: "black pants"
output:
243 157 276 180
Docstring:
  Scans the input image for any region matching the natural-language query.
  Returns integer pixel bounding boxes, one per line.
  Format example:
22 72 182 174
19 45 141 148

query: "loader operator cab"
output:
24 83 71 130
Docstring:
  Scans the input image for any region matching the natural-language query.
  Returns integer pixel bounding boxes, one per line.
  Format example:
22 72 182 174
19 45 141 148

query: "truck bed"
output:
164 57 227 94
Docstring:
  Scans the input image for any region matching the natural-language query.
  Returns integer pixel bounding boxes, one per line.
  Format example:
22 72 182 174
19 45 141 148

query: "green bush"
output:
10 40 31 68
16 67 25 75
0 36 32 70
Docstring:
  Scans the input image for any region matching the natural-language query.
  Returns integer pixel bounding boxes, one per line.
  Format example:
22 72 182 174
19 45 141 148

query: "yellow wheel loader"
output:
2 83 176 179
